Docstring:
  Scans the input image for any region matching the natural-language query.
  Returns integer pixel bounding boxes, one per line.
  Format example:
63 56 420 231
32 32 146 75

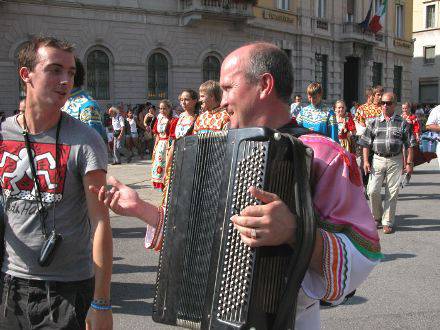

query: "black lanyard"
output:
22 114 62 238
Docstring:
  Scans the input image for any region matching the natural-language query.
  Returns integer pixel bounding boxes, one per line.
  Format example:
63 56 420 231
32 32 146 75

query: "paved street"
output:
108 158 440 330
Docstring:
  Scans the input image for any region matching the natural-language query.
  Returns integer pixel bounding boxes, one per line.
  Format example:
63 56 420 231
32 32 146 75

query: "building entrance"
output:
344 57 360 107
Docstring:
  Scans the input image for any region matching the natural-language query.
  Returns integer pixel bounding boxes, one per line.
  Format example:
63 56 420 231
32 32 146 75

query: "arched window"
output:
86 50 110 100
202 56 220 82
148 53 168 100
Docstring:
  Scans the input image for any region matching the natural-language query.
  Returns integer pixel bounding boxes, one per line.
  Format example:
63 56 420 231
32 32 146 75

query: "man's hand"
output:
363 161 371 174
231 187 297 247
405 164 414 175
89 176 142 217
86 308 112 330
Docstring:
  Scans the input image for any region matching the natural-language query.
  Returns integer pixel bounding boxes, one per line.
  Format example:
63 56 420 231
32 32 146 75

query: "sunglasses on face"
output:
381 101 394 106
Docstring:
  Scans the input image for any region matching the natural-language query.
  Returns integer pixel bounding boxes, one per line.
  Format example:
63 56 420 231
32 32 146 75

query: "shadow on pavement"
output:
380 253 416 262
113 263 158 275
398 193 439 201
405 182 440 187
340 295 368 306
413 170 439 175
395 215 440 232
111 281 155 316
112 227 146 239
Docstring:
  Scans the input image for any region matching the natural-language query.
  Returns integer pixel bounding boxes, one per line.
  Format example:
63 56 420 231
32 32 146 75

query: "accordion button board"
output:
152 127 316 330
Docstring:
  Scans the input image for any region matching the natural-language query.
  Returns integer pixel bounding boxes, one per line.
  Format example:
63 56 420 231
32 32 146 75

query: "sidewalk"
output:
108 159 440 329
321 160 440 329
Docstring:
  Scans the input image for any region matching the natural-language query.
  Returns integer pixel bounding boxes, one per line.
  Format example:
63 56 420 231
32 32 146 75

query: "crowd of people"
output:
0 34 439 330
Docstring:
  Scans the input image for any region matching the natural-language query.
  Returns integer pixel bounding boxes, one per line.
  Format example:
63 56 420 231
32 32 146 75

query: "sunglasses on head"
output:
381 101 394 106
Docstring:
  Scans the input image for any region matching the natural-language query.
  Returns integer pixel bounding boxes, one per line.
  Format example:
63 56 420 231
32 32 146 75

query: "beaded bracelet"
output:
90 302 112 311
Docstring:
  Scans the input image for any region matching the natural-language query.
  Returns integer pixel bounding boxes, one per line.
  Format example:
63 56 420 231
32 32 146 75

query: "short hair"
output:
199 80 222 103
243 43 293 103
307 82 322 96
334 99 346 109
74 57 85 88
402 101 411 108
372 85 384 95
382 92 396 103
294 95 302 99
18 36 74 90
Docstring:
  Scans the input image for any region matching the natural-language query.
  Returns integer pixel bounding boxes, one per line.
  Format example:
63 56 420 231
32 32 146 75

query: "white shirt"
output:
112 114 125 131
426 105 440 126
127 118 138 134
296 233 379 330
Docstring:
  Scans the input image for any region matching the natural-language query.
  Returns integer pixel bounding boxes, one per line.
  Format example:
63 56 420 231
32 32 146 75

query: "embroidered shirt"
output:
62 88 106 140
296 103 339 142
354 102 382 126
193 108 230 134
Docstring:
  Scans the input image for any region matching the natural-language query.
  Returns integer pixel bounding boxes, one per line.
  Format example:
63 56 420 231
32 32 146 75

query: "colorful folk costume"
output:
296 103 339 143
161 111 197 202
151 114 174 190
61 87 106 140
354 102 382 127
144 122 381 327
337 113 357 153
193 108 230 134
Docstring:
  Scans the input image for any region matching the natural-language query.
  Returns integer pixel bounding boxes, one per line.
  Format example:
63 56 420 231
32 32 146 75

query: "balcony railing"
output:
180 0 254 15
341 22 377 43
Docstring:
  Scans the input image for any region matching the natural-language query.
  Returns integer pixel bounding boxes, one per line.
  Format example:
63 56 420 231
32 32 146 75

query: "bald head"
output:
223 42 293 103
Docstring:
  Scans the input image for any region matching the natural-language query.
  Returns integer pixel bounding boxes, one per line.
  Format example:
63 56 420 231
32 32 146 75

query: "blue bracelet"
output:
90 302 112 311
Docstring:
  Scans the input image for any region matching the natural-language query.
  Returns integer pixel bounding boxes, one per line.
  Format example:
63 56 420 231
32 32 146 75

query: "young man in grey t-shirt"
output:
0 36 112 329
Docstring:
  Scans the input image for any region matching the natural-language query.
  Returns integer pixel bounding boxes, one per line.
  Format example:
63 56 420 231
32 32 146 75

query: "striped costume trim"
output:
321 229 348 302
318 219 383 260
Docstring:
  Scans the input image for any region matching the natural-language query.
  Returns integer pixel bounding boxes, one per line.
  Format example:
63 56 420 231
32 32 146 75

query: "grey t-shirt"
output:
0 113 108 281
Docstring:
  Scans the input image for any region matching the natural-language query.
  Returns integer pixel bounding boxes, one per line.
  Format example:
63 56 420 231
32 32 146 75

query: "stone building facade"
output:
412 0 440 105
0 0 413 114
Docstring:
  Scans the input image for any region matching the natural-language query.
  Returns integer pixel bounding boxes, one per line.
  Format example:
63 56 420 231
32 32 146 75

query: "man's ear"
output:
19 67 32 85
259 73 275 100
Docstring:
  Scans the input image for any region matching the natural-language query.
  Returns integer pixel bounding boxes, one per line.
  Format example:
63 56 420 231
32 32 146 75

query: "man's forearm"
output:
133 199 162 227
406 147 414 164
426 124 440 133
92 219 113 301
362 147 369 162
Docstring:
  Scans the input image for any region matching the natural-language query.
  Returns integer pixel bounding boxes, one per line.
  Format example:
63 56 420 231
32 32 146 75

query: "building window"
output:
426 5 435 29
202 56 221 82
148 53 168 100
395 4 404 38
277 0 289 11
372 62 383 86
315 53 328 99
393 65 402 102
419 80 439 104
317 0 326 18
347 0 355 22
86 50 110 100
424 46 435 64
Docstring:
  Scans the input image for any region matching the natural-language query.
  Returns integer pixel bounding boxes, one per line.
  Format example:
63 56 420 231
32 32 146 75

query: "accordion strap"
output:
272 131 317 330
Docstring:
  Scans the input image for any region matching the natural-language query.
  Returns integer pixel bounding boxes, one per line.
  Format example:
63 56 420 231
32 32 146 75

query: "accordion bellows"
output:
153 127 317 330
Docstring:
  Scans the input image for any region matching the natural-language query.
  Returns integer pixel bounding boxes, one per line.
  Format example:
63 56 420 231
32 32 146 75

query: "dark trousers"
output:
0 273 93 330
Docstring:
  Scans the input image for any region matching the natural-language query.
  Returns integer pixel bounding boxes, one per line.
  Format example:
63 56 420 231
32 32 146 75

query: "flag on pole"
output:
358 0 373 31
369 0 388 34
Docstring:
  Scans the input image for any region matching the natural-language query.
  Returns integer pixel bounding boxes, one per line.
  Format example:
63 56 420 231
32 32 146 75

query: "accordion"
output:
153 127 316 330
